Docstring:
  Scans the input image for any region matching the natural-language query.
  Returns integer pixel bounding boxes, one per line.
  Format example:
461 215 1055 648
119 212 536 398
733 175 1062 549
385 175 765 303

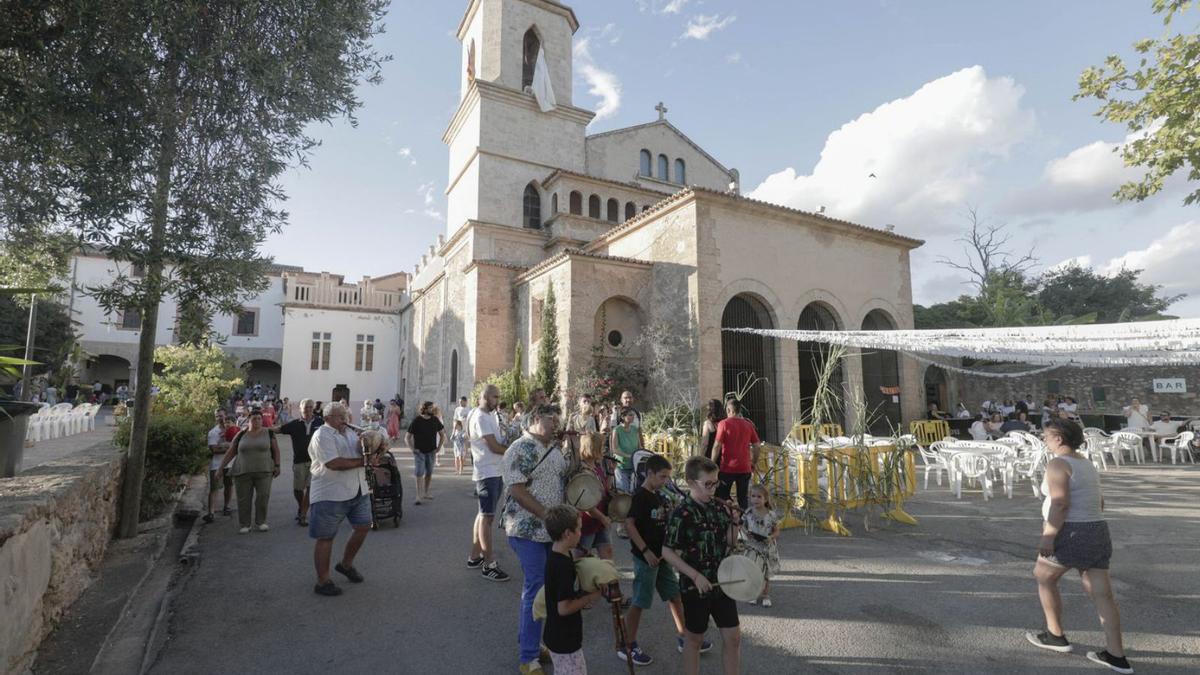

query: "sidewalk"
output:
145 442 1200 673
21 410 118 473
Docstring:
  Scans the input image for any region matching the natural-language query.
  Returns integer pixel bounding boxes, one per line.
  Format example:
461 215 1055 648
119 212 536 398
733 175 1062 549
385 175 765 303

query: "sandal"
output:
298 517 308 527
202 512 215 524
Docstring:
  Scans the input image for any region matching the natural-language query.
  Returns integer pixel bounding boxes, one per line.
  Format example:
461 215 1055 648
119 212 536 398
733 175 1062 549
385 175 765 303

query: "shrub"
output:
151 344 243 426
114 413 209 520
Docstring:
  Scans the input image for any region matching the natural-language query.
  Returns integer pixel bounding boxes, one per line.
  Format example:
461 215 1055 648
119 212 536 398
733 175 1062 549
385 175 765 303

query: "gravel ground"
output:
148 439 1200 674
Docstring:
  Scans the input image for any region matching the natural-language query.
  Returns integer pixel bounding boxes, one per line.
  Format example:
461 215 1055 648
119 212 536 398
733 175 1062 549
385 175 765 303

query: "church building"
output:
400 0 925 439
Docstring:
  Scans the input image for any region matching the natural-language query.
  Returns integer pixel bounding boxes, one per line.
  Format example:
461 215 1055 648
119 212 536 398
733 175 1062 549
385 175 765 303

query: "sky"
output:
266 0 1200 318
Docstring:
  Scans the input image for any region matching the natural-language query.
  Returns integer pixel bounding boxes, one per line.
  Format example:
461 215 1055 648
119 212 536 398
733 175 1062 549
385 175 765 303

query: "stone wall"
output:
943 363 1200 417
0 443 123 674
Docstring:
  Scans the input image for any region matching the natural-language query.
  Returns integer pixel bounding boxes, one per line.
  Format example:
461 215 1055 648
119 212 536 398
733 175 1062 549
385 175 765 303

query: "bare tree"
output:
936 205 1037 293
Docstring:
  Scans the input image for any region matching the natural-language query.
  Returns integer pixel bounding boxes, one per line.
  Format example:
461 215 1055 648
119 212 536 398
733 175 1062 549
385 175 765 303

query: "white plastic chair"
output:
917 441 951 488
953 453 995 500
1161 431 1195 464
1011 450 1048 498
1111 431 1145 464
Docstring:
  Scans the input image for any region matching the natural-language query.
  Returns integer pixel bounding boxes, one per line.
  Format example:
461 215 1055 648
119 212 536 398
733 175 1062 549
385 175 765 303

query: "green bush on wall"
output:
115 413 209 520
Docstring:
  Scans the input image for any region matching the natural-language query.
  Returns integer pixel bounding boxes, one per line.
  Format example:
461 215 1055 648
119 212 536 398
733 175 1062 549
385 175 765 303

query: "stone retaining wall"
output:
0 443 123 674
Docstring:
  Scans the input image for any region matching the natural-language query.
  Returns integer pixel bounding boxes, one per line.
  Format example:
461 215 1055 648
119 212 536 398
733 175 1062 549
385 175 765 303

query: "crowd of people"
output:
195 381 1144 675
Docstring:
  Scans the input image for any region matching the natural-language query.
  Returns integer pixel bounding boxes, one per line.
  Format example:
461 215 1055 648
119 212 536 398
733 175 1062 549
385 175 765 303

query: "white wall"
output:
279 307 401 403
210 275 286 357
71 254 178 347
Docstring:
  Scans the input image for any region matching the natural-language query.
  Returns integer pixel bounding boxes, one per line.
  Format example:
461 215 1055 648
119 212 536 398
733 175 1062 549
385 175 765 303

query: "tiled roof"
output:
516 248 652 283
540 168 678 197
584 187 924 251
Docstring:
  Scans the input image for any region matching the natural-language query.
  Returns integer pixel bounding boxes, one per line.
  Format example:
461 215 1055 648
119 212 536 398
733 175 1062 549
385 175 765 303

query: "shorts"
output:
292 463 311 492
631 555 680 609
578 526 610 552
476 476 503 516
1040 520 1112 570
413 451 436 477
680 587 739 635
308 494 372 540
614 467 636 493
208 469 232 493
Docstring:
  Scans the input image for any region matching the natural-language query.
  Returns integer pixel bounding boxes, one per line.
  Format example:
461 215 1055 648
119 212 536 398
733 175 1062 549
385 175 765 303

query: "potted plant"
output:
0 347 42 476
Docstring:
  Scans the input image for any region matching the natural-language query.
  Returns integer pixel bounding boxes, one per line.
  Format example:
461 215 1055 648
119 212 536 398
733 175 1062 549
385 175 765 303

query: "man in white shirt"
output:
1150 412 1179 437
1123 398 1151 429
466 385 511 582
307 402 371 597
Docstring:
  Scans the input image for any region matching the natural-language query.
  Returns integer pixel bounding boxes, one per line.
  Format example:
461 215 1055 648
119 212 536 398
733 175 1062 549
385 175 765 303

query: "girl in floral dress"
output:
742 484 781 606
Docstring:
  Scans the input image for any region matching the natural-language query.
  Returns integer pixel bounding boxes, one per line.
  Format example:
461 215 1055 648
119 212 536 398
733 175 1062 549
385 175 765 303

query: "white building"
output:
69 249 408 405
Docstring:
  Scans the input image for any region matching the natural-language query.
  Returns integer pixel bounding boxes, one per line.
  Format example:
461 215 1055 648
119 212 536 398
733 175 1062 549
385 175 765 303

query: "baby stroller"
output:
366 451 403 529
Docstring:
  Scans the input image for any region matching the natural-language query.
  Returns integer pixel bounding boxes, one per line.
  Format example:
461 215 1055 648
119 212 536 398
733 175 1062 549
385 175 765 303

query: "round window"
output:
607 330 623 348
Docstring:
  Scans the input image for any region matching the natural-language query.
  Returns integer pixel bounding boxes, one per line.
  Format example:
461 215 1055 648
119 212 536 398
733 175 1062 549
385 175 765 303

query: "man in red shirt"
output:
709 399 761 510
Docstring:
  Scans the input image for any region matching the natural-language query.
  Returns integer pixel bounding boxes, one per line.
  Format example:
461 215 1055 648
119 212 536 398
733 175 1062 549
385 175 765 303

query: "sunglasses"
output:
692 479 720 490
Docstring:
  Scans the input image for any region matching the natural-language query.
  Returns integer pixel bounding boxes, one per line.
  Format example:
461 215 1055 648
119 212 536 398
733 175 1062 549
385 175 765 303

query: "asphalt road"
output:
148 438 1200 674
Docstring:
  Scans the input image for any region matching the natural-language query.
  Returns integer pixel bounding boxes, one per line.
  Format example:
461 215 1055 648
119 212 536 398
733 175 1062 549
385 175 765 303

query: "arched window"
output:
624 201 636 220
569 191 582 215
449 350 459 402
639 149 652 177
522 29 540 91
550 193 558 215
522 183 541 229
674 158 686 185
641 205 650 212
588 194 601 219
606 198 618 222
657 154 669 181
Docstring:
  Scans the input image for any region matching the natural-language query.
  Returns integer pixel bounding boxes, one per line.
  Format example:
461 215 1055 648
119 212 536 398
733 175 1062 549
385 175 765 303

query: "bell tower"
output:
446 0 593 237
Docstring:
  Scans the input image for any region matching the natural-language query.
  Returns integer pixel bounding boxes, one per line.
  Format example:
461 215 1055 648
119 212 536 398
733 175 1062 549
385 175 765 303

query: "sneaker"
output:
414 498 422 505
1025 630 1072 653
257 523 269 532
466 556 485 569
313 580 342 597
238 527 251 534
616 643 653 666
677 636 713 653
760 596 773 608
481 562 510 582
1086 650 1133 674
517 662 543 675
335 563 364 583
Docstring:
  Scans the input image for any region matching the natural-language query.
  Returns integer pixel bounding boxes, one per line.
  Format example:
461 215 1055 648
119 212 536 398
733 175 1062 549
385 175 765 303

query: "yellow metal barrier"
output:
909 420 950 446
788 423 845 444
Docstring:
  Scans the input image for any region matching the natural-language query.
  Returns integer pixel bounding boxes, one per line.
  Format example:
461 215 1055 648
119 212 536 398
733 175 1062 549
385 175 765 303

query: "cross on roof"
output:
655 101 668 120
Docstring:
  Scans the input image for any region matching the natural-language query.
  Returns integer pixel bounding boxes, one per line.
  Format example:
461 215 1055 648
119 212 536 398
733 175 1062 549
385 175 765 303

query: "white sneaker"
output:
239 527 251 534
257 524 269 532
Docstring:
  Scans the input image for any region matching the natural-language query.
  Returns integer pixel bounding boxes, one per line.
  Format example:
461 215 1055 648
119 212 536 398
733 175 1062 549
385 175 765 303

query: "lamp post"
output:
20 293 37 402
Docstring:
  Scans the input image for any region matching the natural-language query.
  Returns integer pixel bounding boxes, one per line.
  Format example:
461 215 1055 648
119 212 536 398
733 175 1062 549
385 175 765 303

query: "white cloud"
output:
637 0 690 14
573 37 622 121
1006 121 1172 214
423 208 443 220
662 0 690 14
396 147 416 166
417 181 436 207
1096 220 1200 302
749 66 1035 235
1045 255 1094 274
726 51 742 64
598 22 621 45
681 14 736 41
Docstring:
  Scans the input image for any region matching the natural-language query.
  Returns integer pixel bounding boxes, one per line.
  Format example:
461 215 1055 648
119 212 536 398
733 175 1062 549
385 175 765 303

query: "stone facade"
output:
399 0 924 438
0 444 123 674
940 363 1200 418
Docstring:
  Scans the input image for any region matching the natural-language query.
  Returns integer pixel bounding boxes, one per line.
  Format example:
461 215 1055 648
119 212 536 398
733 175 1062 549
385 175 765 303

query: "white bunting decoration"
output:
723 318 1200 368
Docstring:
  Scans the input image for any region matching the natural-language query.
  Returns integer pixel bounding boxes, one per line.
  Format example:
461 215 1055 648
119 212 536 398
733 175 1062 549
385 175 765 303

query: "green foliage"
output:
0 295 72 379
113 412 208 520
0 222 76 297
532 283 560 397
576 359 648 404
641 403 701 437
151 344 243 426
1037 263 1182 323
1075 0 1200 205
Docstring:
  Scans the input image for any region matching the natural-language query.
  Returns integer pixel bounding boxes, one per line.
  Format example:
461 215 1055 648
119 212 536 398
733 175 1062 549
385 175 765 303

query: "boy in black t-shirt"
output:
663 456 740 675
543 505 601 675
623 454 711 665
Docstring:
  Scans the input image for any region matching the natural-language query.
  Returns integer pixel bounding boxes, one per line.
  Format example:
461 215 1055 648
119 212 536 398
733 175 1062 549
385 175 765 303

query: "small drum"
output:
607 491 633 522
716 547 768 602
565 470 603 511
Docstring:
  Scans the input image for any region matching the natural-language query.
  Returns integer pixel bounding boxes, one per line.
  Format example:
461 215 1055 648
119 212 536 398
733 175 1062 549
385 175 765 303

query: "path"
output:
148 437 1200 673
20 409 118 472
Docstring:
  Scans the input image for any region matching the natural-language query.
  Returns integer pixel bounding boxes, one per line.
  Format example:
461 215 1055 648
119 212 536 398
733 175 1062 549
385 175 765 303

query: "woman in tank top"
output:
217 407 281 534
1025 418 1132 674
698 399 725 459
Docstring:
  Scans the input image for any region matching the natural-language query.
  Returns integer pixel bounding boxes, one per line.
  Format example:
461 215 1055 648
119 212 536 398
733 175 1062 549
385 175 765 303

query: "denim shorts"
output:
476 476 503 516
578 526 610 552
413 451 436 477
632 554 680 609
308 494 371 539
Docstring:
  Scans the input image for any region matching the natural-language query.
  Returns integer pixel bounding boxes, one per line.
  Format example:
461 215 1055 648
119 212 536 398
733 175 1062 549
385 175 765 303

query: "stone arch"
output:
674 158 686 185
87 354 132 395
569 190 582 215
521 27 541 90
624 201 636 221
639 149 652 177
923 364 948 412
796 301 845 427
657 153 669 181
606 198 619 223
522 182 541 229
721 293 779 442
860 308 901 435
594 296 642 356
450 349 459 402
550 192 558 215
588 194 601 219
240 359 282 391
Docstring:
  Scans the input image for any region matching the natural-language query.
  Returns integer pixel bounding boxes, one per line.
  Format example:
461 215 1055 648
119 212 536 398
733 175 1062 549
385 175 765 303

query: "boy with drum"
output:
622 455 712 665
662 456 741 675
